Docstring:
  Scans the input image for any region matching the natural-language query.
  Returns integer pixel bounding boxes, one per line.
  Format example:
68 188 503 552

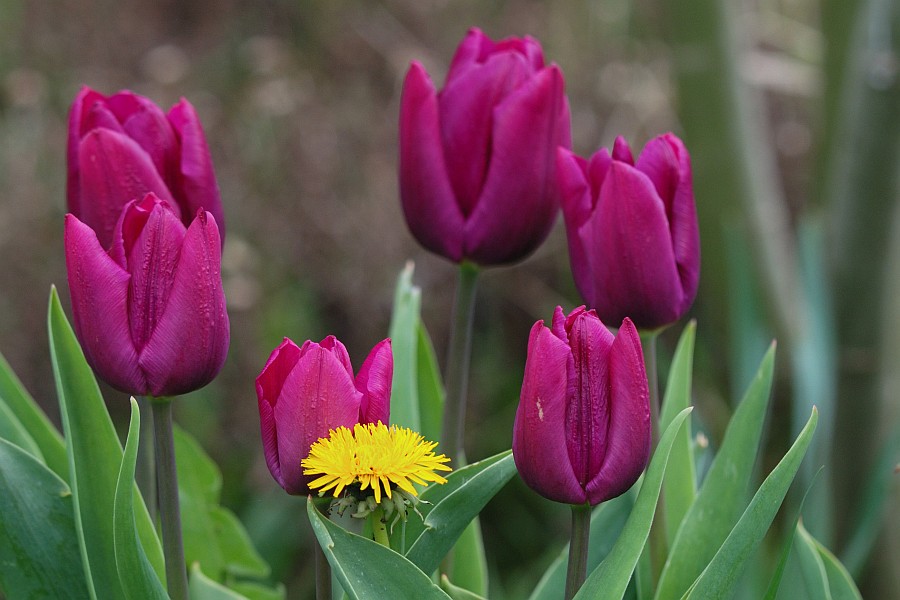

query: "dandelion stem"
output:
564 503 591 600
370 507 391 548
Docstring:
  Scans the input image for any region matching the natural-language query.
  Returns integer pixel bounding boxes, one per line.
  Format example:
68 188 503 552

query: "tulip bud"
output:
255 336 393 495
399 27 572 266
65 193 229 397
558 134 700 330
513 306 650 506
67 87 224 248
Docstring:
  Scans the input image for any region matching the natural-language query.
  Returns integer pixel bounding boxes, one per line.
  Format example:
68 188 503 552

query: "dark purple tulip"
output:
65 193 229 397
399 27 572 266
256 336 392 495
558 134 700 330
513 306 650 506
67 87 224 249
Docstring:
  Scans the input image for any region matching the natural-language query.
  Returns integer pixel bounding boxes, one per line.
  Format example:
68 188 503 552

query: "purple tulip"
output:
558 134 700 330
256 336 393 496
67 87 224 249
65 193 229 397
513 306 650 506
399 28 572 266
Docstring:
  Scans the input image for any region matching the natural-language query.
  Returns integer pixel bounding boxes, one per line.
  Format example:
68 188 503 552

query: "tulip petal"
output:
445 27 488 83
513 320 584 504
319 335 354 377
464 66 565 264
77 128 177 248
439 50 532 215
65 214 145 394
565 310 614 488
611 136 634 165
67 87 109 216
107 92 179 184
256 338 303 489
138 211 228 396
399 62 465 261
588 162 683 328
355 339 393 425
558 149 594 303
169 99 226 241
274 345 362 495
586 318 650 504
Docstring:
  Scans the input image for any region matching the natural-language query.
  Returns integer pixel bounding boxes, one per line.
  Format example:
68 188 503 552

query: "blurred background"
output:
0 0 897 598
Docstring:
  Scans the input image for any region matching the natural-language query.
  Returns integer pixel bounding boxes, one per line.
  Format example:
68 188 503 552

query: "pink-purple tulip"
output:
558 134 700 330
399 28 572 266
256 336 393 495
65 193 229 397
513 306 650 506
67 87 224 249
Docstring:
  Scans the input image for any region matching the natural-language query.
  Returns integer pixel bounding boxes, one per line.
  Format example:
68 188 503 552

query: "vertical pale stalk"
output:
151 396 188 600
564 503 591 600
642 331 668 585
136 396 156 521
440 261 480 464
370 507 390 548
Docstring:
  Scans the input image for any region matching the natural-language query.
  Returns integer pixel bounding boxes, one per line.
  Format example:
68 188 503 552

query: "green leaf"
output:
307 499 451 599
448 518 488 596
113 398 168 599
574 407 693 600
655 344 776 600
226 580 286 600
795 520 862 600
659 321 697 543
0 397 44 462
47 287 165 597
388 262 422 431
0 437 89 598
0 350 68 479
440 574 488 600
400 450 517 575
211 507 271 578
529 489 634 600
684 408 819 599
189 564 249 599
416 321 445 444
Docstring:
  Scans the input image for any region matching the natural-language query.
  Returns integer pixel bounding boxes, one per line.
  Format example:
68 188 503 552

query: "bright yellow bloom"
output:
302 422 452 504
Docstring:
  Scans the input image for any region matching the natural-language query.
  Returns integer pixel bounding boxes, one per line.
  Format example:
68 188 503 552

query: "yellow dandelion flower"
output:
302 422 452 505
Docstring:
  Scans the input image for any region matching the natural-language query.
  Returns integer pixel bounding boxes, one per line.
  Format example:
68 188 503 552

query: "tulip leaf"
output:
388 262 422 431
0 398 44 462
440 574 488 600
113 398 168 599
528 487 634 600
399 450 517 575
573 407 692 600
659 321 697 543
655 343 776 600
0 437 89 599
0 350 68 479
448 518 488 597
795 520 861 600
226 580 287 600
416 320 445 445
307 499 452 599
682 408 818 599
189 564 250 599
47 287 165 598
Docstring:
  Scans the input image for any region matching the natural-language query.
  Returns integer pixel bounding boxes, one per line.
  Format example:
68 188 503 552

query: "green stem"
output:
641 331 668 586
151 397 188 600
440 261 480 464
642 332 661 449
564 503 591 600
136 396 156 522
370 507 390 548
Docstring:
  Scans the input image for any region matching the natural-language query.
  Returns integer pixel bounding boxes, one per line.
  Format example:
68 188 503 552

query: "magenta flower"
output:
558 134 700 330
399 27 572 266
256 336 393 495
513 306 650 506
65 193 229 397
67 87 224 249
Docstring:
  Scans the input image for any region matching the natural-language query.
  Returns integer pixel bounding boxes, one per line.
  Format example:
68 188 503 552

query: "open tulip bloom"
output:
67 87 224 249
558 134 700 331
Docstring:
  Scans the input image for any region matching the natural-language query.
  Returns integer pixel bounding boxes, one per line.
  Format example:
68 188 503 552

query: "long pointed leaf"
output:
388 262 422 431
574 407 693 600
0 398 45 462
114 398 168 598
796 520 862 600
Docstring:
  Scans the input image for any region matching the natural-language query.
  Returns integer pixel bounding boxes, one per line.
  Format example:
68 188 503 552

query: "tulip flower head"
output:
256 336 393 496
513 306 650 506
399 27 572 266
558 134 700 330
67 87 224 248
65 193 229 397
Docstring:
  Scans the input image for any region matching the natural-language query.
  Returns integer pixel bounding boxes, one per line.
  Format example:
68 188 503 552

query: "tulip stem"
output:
564 503 591 600
441 261 480 464
642 331 661 448
641 331 668 585
370 507 391 548
136 396 157 521
151 396 188 600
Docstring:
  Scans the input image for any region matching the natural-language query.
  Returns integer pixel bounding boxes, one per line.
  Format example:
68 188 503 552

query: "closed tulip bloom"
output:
399 27 572 266
256 336 393 495
67 87 224 248
559 134 700 330
65 193 229 397
513 306 650 506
